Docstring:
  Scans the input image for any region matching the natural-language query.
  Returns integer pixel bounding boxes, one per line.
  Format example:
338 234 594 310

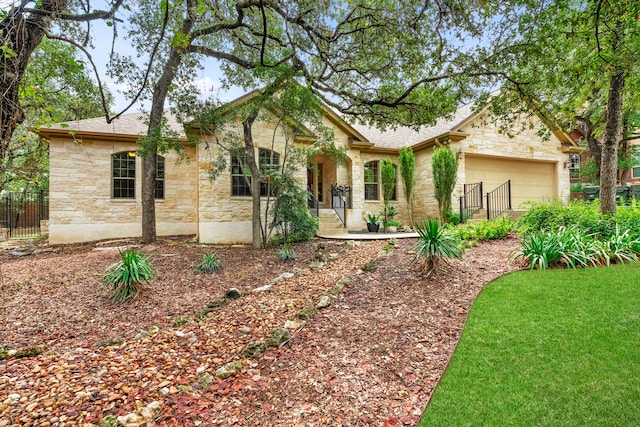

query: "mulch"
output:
0 235 521 426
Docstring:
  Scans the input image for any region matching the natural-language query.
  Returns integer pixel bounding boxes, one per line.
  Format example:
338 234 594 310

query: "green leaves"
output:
103 249 155 303
413 218 462 276
196 252 223 273
432 145 458 223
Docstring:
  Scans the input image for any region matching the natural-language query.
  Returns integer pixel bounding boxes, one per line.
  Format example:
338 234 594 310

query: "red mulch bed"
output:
0 235 521 426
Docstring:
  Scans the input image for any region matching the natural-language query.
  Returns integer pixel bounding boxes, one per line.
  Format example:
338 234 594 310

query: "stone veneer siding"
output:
48 137 197 244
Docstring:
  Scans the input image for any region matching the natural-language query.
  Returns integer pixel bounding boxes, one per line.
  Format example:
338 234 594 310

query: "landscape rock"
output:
198 372 214 389
284 319 306 330
266 328 291 348
172 316 193 328
215 361 243 379
242 340 266 358
316 295 333 309
252 284 272 292
98 415 117 427
297 306 317 320
309 260 324 270
224 288 242 299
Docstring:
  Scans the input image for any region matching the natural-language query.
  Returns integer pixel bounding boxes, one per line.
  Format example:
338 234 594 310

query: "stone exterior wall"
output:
358 153 411 228
197 118 308 243
48 137 197 244
459 112 571 203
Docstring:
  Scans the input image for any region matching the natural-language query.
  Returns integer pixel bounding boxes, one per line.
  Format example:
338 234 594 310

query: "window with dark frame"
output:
230 149 281 197
112 152 136 199
259 148 280 197
155 155 165 199
231 151 251 196
569 153 581 179
364 161 379 200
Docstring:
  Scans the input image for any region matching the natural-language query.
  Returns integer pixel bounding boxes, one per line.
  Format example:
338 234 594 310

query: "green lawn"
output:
419 263 640 426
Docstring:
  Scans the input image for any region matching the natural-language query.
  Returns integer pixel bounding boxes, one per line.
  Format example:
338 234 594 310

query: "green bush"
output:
516 200 615 238
196 252 223 273
455 217 514 241
103 248 154 303
511 224 640 270
414 218 462 276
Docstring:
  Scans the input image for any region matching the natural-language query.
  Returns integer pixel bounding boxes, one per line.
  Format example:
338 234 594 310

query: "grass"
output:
419 263 640 426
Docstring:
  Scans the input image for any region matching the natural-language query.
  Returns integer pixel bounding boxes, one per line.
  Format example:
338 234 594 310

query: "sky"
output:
87 18 245 116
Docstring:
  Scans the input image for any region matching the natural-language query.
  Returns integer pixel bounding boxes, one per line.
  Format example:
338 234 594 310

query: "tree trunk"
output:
141 1 196 243
242 110 262 248
0 0 67 148
600 71 625 216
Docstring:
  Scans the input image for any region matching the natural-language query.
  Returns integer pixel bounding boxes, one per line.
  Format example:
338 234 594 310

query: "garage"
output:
464 155 558 209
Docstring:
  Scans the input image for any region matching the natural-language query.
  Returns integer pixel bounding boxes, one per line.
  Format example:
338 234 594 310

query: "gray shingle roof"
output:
352 102 476 149
51 112 186 137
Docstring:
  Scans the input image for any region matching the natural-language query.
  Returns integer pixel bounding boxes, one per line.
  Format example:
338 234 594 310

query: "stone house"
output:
38 94 579 244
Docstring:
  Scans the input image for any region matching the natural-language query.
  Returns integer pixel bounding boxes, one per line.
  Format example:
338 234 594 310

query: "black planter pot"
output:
367 223 380 232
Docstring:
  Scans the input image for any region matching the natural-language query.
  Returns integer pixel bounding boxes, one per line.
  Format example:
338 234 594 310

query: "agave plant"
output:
413 218 462 276
103 248 154 303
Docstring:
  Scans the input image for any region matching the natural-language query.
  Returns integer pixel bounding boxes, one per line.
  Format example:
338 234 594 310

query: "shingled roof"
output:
47 112 186 138
351 102 476 149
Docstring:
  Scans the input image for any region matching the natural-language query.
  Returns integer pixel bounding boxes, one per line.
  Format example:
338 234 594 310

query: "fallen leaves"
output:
0 236 520 426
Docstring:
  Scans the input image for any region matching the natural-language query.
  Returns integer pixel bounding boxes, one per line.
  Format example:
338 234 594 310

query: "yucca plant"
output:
413 218 462 276
276 244 297 261
103 248 154 303
196 252 223 273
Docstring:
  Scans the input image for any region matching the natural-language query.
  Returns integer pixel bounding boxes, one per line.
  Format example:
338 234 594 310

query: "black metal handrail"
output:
331 184 351 228
486 180 511 220
459 182 483 223
307 190 319 218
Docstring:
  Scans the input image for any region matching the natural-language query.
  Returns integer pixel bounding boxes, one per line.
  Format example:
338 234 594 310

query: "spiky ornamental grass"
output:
196 252 223 273
103 248 154 303
413 218 462 276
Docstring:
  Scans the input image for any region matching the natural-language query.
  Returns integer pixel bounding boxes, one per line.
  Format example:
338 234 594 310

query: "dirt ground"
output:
0 235 522 426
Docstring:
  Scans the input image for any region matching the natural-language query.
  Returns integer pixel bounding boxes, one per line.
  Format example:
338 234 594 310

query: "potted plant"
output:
384 219 402 233
363 213 380 232
570 182 585 201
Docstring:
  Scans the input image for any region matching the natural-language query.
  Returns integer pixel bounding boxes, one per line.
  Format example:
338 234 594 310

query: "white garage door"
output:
465 156 557 209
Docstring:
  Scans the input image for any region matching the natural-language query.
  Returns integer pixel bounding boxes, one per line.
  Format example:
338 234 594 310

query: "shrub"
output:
196 252 223 273
103 248 154 303
455 217 514 241
510 231 563 270
276 244 297 261
413 218 462 276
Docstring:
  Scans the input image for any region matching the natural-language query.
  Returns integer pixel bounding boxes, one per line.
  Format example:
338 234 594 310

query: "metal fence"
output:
0 190 49 238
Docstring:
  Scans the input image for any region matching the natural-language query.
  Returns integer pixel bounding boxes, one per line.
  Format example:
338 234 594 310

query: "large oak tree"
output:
115 0 530 244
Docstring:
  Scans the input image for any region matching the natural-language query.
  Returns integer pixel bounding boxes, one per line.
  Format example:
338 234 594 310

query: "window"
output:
112 152 136 199
155 155 165 199
230 149 281 197
259 148 280 197
231 151 251 196
317 163 324 202
569 153 580 179
632 146 640 179
364 161 379 200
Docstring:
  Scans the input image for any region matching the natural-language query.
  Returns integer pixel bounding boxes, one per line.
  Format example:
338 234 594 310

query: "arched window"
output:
112 152 136 199
364 161 379 200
